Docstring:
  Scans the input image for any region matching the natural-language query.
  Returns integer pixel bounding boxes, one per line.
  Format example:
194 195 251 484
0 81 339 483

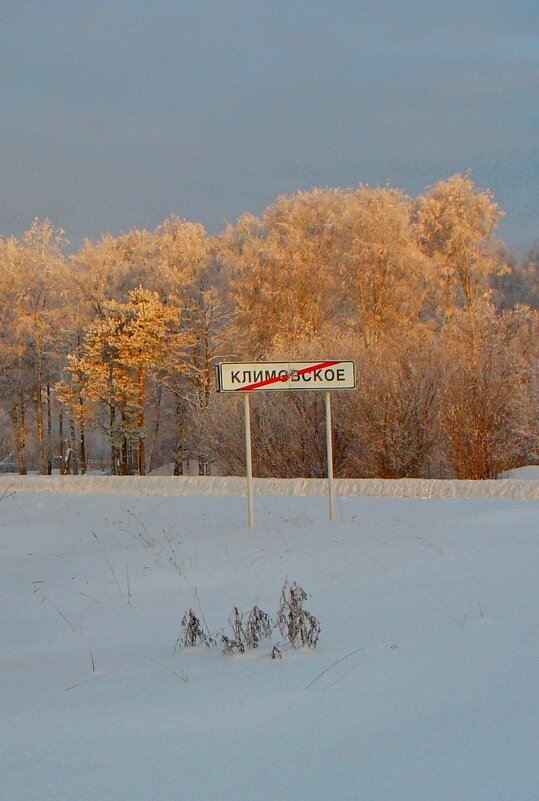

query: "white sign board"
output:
217 360 356 392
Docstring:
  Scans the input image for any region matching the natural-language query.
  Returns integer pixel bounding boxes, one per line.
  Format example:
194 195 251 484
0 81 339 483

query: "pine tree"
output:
59 289 178 475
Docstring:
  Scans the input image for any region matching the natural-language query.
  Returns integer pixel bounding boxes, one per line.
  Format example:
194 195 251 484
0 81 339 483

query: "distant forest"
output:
1 173 537 479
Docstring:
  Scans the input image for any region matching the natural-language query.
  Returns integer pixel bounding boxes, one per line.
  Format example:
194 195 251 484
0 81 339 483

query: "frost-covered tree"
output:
0 236 32 473
218 189 343 356
74 229 155 314
341 331 441 477
148 217 228 474
438 303 537 478
0 220 68 473
1 176 536 478
59 289 177 474
501 245 539 309
336 186 429 344
417 172 506 316
220 186 431 353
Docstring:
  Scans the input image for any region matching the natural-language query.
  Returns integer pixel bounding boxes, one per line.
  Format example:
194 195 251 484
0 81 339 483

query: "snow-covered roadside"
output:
1 474 538 499
1 490 538 801
502 465 539 480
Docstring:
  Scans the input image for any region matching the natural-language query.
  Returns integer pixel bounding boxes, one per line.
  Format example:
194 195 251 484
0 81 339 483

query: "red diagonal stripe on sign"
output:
238 361 343 391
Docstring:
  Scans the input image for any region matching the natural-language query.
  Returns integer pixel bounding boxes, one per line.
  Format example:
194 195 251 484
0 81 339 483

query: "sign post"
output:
244 392 255 527
325 390 335 521
217 360 355 526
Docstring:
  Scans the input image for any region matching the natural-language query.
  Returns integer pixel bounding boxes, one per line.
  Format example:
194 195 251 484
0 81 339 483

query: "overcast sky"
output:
1 0 537 252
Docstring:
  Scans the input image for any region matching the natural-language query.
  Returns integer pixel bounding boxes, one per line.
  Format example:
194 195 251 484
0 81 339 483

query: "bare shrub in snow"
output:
179 581 319 656
178 609 215 648
270 644 282 660
220 606 246 655
244 605 273 649
276 579 320 649
220 605 273 654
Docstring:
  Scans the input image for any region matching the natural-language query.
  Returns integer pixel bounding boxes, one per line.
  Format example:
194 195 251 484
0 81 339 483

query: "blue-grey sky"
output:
1 0 538 252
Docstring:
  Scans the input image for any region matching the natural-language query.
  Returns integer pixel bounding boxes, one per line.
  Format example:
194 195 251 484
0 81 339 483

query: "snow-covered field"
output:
2 483 539 801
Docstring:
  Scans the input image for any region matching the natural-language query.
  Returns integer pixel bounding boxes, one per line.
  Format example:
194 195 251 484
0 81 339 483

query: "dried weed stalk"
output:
244 605 273 649
270 644 282 660
220 604 273 654
276 579 320 649
220 606 246 654
178 579 320 658
178 609 215 650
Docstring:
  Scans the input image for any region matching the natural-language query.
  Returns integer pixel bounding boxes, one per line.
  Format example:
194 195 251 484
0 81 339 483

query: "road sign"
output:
217 360 356 392
217 359 356 526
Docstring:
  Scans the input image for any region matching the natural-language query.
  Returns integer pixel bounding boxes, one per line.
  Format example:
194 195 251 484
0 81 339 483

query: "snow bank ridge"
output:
0 475 538 500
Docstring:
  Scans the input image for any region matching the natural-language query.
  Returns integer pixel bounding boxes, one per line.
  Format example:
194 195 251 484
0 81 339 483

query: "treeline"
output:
0 173 537 479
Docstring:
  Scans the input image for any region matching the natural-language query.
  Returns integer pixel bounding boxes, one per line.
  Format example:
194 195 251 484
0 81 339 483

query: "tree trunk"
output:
46 381 52 470
120 410 129 475
137 368 146 475
79 396 86 474
121 437 129 475
198 459 210 476
147 382 162 473
34 332 47 474
11 405 27 475
110 405 118 475
204 326 212 407
59 408 66 475
36 380 47 474
47 384 52 437
69 417 79 474
173 442 184 475
193 336 203 407
173 399 184 476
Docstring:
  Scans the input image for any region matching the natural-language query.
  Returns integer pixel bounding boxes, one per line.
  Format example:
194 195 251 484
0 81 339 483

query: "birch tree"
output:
0 220 67 473
218 190 343 356
336 187 429 344
151 217 226 473
0 237 31 473
417 173 506 316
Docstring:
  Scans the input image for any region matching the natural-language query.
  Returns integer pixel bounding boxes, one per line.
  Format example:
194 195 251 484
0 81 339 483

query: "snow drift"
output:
1 473 538 500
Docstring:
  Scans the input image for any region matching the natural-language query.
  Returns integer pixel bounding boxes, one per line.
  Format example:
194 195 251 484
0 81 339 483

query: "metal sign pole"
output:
325 390 336 521
217 360 355 528
244 392 255 527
